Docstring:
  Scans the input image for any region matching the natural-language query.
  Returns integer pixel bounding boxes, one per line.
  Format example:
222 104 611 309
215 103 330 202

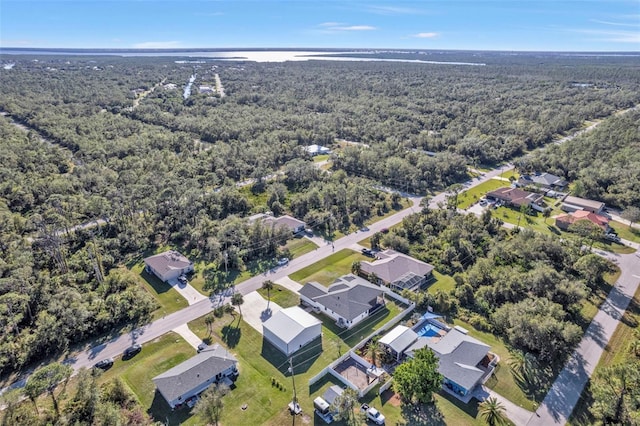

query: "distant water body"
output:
0 49 486 66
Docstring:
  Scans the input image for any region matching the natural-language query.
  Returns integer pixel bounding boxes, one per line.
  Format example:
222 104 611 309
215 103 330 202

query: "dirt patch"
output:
382 389 402 407
300 413 312 423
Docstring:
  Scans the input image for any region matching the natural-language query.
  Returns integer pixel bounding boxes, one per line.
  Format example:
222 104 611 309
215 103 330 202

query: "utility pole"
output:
289 358 298 425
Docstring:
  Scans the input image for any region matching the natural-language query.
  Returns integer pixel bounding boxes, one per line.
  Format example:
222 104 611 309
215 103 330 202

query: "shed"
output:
263 307 322 355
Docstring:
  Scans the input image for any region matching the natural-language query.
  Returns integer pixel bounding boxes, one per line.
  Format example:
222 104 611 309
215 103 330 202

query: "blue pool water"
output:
417 324 442 337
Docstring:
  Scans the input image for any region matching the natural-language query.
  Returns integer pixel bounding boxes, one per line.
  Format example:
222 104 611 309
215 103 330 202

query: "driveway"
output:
172 324 202 350
475 386 533 426
167 278 208 305
240 291 283 334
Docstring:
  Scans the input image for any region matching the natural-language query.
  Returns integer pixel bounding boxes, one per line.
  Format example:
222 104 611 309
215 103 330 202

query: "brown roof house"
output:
486 187 545 211
555 210 610 232
360 249 434 292
299 275 384 329
144 250 194 283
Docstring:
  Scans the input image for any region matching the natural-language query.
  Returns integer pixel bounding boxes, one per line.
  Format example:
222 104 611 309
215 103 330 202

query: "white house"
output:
379 325 419 362
304 144 331 156
263 307 322 356
299 275 384 329
152 344 238 409
360 249 434 292
144 250 194 282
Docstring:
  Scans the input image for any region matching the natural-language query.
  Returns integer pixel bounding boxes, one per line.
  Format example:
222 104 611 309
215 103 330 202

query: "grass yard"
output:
609 220 640 243
313 154 330 163
284 237 318 257
130 264 189 320
568 282 640 425
289 249 369 286
426 271 456 295
257 283 300 308
187 297 407 426
457 178 513 209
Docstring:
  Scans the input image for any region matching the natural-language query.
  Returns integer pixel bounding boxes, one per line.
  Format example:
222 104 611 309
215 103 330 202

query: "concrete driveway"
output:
240 291 283 334
167 278 208 305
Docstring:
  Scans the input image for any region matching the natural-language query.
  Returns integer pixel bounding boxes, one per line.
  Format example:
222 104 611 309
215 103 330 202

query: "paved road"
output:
527 250 640 426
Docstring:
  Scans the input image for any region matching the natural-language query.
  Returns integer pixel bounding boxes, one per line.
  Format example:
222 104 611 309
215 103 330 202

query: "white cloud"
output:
333 25 376 31
573 29 640 43
319 22 343 27
132 41 183 49
367 5 424 15
0 39 37 47
590 19 638 28
412 32 439 38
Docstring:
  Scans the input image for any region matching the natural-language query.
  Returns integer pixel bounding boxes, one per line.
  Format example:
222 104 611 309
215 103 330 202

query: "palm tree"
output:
351 261 361 276
231 292 244 317
478 397 508 426
365 336 384 367
204 314 215 336
262 280 274 310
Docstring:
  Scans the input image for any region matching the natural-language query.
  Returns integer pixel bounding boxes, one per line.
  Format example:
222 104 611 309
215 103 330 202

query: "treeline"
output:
523 110 640 209
389 208 615 363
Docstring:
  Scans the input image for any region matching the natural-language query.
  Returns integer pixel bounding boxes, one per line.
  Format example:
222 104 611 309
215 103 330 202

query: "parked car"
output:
361 403 385 424
197 342 208 353
360 226 370 232
305 228 314 236
186 395 198 408
94 358 114 370
123 344 142 359
361 248 374 257
277 257 289 266
605 233 621 243
380 228 389 234
479 198 488 206
178 275 188 285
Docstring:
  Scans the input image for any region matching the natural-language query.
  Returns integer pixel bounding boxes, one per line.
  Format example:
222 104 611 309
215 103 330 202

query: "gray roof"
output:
300 274 383 321
407 329 490 392
520 173 566 187
263 307 321 344
360 250 434 285
393 272 425 291
269 215 305 232
152 344 237 403
379 325 419 354
144 250 192 275
323 385 344 405
563 196 605 210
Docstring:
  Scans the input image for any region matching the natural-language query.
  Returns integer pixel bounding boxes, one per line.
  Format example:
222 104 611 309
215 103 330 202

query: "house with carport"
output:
262 307 322 356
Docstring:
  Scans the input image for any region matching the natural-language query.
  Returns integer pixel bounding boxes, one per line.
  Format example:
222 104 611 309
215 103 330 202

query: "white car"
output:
277 257 289 266
361 404 385 425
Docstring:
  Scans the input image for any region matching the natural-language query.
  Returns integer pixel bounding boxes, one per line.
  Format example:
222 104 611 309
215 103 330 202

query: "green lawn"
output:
609 220 640 243
131 264 189 320
457 175 518 209
187 297 407 426
426 271 456 294
313 154 330 163
257 283 300 308
289 249 369 286
284 237 318 258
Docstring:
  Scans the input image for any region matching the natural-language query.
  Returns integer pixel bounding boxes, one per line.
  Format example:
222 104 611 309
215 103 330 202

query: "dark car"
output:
123 344 142 359
361 248 374 257
94 358 114 370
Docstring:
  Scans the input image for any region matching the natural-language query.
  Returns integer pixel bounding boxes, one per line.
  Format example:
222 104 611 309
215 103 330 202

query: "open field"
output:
457 172 518 209
609 220 640 243
284 237 318 257
426 271 456 294
289 249 369 286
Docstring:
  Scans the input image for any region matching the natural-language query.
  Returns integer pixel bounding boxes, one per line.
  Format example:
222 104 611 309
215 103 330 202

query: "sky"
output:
1 0 638 51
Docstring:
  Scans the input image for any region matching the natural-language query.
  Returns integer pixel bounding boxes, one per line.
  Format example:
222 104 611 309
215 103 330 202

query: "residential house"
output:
152 344 238 409
555 210 610 232
406 326 496 398
144 250 194 283
304 144 331 156
249 212 306 235
379 325 419 362
518 172 567 191
263 307 322 356
562 195 605 214
360 249 434 292
486 187 545 211
299 274 384 329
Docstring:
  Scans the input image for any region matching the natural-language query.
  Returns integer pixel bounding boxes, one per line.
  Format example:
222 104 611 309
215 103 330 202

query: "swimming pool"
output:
417 323 442 338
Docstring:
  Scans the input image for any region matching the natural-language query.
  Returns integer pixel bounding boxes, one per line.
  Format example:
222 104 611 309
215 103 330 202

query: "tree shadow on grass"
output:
399 401 446 426
221 324 241 348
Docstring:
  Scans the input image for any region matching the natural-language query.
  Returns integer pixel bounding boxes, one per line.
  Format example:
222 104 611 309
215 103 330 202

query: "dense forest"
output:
0 52 638 379
523 109 640 209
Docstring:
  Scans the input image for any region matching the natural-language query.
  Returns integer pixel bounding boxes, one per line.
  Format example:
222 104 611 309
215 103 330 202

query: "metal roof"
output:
262 307 321 344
